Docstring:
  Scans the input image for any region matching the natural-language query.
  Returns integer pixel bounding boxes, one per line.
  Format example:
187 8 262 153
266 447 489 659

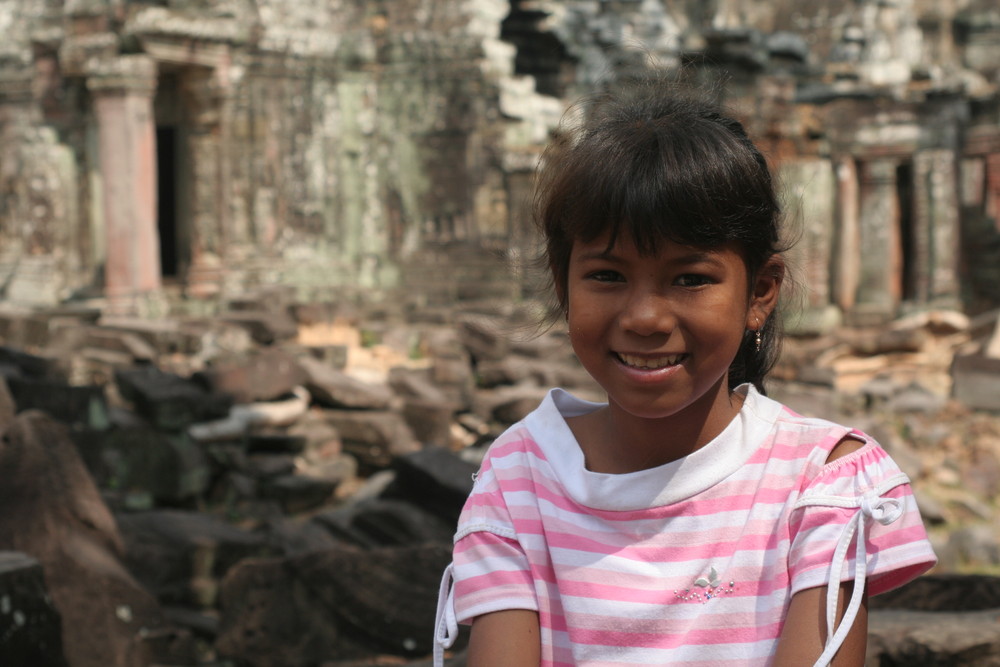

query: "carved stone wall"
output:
0 0 996 323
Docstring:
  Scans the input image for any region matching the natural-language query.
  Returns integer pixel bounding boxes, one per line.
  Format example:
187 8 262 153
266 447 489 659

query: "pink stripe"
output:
565 620 781 650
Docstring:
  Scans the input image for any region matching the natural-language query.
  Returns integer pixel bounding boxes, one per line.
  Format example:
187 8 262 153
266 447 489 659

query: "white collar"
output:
523 384 782 511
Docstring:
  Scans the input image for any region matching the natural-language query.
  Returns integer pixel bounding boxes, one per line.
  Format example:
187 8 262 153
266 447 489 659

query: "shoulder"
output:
752 390 907 486
479 388 596 473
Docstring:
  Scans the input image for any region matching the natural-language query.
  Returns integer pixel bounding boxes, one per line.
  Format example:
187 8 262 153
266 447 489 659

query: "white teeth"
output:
618 353 684 369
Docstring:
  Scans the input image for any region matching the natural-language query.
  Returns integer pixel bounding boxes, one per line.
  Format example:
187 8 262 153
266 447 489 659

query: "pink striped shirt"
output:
435 385 936 666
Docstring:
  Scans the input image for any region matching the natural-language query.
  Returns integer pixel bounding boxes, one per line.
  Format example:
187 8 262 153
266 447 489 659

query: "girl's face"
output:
565 232 779 433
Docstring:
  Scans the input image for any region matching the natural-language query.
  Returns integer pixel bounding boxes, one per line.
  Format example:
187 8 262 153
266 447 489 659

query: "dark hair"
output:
535 77 787 393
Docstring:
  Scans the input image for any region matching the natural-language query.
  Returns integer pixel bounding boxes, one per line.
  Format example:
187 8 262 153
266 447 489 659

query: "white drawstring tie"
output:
433 562 459 667
793 473 909 667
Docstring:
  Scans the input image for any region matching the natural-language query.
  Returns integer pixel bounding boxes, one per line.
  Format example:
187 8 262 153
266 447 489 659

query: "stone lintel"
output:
859 157 902 183
139 35 231 69
86 55 158 96
58 32 119 77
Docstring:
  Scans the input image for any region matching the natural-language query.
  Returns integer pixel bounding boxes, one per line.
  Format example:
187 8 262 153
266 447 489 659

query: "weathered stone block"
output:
299 356 393 410
401 397 455 448
116 510 273 609
194 347 308 404
868 608 1000 666
219 310 299 345
951 353 1000 412
473 384 549 425
456 314 509 362
115 365 231 431
259 474 339 514
101 426 211 505
382 447 478 526
0 411 166 667
245 430 308 454
0 345 65 380
216 543 453 664
0 551 69 667
322 409 420 472
5 376 109 428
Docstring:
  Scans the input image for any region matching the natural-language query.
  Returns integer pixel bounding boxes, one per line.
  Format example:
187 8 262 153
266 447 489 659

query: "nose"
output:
619 288 675 337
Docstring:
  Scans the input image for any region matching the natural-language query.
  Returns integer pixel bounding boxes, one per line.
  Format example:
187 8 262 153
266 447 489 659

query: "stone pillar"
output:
832 156 861 312
912 150 961 306
854 158 902 323
779 158 842 334
179 67 228 298
987 152 1000 229
87 56 162 313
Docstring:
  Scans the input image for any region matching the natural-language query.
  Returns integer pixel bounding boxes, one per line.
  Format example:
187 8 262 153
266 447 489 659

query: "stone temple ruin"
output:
0 0 997 325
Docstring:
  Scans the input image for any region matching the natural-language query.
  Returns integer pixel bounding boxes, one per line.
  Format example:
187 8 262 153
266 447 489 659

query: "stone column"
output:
87 55 162 313
987 152 1000 229
912 150 961 306
854 158 902 323
179 66 229 298
779 158 842 334
832 156 861 312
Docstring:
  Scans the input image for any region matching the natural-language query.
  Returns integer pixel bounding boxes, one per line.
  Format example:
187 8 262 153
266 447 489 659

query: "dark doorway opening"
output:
157 126 178 277
896 162 916 301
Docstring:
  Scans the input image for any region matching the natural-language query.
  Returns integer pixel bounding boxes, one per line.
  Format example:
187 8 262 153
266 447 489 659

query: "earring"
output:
754 319 763 353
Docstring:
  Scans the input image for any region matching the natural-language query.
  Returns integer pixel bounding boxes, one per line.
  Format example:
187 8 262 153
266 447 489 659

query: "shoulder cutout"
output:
825 435 867 464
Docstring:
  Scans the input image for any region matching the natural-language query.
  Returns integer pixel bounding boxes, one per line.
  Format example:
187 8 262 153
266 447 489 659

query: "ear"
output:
746 256 784 329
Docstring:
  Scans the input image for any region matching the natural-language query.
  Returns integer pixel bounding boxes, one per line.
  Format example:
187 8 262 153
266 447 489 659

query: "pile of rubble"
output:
0 291 997 666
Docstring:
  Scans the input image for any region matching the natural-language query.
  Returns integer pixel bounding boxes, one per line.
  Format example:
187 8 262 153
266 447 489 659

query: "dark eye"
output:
588 270 624 283
675 274 712 287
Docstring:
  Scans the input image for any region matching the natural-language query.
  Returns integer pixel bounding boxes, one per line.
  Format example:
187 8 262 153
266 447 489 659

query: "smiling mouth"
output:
615 352 688 369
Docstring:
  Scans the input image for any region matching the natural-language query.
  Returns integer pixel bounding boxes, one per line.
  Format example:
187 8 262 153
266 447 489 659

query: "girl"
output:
433 79 936 666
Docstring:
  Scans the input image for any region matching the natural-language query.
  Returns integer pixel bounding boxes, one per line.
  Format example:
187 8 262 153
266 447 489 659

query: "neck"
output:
571 381 746 474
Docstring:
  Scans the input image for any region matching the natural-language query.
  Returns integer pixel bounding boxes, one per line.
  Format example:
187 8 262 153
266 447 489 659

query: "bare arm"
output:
774 435 871 666
467 609 541 667
772 581 868 666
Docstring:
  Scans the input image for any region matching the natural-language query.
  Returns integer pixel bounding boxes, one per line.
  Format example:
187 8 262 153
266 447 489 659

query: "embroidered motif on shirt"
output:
673 567 737 603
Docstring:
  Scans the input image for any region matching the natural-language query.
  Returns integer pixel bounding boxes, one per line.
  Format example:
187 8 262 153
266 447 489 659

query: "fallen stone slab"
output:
871 573 1000 611
0 551 69 667
81 326 157 363
299 356 394 410
868 607 1000 666
311 498 456 548
215 542 452 665
97 317 195 356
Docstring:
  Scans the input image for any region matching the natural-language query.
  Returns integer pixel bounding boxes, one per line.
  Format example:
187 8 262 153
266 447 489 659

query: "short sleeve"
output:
452 531 538 623
450 465 538 623
788 440 937 597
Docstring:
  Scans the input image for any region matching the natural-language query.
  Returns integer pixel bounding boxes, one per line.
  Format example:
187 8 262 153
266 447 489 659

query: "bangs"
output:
544 115 779 257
